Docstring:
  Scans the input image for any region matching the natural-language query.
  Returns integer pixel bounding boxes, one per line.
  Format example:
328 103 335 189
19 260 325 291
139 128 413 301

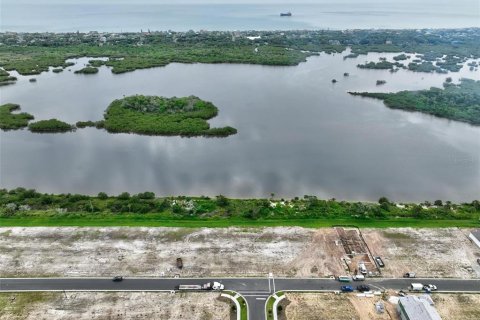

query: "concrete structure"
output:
397 295 442 320
469 229 480 249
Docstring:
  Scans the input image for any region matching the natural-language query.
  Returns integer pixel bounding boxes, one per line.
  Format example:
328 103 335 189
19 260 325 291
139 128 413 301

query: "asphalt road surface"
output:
1 277 479 320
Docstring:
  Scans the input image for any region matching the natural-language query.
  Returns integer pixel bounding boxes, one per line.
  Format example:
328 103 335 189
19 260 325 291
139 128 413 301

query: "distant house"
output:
397 295 442 320
469 229 480 249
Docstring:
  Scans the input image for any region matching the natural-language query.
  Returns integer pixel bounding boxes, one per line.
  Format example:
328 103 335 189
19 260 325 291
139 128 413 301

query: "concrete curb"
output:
221 291 248 320
272 294 285 320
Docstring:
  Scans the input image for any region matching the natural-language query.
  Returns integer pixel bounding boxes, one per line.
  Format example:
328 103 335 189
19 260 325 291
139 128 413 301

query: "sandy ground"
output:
433 294 480 320
282 293 398 320
362 228 480 278
0 227 342 277
282 293 480 320
0 227 478 278
0 292 231 320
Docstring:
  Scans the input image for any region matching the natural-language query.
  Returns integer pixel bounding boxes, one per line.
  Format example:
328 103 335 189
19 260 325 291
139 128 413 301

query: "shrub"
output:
28 119 75 133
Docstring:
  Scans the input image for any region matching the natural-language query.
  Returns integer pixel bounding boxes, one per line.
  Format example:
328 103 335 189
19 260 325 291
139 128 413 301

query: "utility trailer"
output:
176 281 224 291
410 283 424 291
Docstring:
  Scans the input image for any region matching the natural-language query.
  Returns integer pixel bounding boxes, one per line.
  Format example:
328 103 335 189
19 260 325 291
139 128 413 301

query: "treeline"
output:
350 78 480 125
1 188 479 221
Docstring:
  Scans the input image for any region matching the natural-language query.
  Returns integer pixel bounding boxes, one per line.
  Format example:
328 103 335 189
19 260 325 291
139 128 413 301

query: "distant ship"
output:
280 12 292 17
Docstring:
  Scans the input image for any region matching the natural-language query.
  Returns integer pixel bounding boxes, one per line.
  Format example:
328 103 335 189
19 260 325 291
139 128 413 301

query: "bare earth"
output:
0 292 230 320
0 227 479 278
283 293 480 320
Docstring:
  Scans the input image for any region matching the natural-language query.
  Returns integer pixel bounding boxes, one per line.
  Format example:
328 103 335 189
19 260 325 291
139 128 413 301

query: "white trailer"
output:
410 283 423 291
177 281 224 291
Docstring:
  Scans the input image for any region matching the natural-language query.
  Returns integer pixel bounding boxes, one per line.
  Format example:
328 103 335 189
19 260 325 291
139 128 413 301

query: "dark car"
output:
357 285 371 292
341 285 354 292
176 258 183 269
112 276 123 282
477 258 480 266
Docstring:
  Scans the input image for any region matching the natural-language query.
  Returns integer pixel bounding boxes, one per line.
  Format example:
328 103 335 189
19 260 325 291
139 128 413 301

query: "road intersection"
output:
1 277 479 319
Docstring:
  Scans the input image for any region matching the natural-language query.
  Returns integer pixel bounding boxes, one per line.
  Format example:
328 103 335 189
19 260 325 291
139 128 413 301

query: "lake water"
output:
1 51 479 202
1 0 479 32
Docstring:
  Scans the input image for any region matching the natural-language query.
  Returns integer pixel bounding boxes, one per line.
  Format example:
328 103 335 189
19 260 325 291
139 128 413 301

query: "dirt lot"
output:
433 294 480 320
281 293 398 320
282 293 480 320
363 228 480 278
0 292 230 320
0 227 478 278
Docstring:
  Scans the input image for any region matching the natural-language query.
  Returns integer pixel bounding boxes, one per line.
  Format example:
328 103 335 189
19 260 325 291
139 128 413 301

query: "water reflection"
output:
1 51 479 202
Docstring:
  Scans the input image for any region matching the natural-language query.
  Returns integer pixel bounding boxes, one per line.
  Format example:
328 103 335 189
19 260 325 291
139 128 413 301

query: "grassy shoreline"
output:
1 189 478 228
0 215 478 228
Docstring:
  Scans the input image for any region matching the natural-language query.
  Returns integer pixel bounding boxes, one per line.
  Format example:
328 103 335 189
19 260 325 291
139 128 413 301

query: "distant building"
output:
397 295 442 320
469 229 480 249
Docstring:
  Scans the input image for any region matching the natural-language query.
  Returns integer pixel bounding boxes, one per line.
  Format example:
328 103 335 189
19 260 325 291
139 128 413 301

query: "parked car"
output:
341 285 354 292
403 272 416 278
112 276 123 282
477 258 480 266
356 285 371 292
374 256 385 268
176 258 183 269
423 284 438 292
352 275 365 281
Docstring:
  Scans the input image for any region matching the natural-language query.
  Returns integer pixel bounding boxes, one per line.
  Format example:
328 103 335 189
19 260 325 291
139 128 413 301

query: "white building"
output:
469 229 480 249
397 295 442 320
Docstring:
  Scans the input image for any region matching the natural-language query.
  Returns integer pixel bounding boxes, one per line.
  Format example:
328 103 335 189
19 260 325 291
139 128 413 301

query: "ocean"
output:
1 0 479 32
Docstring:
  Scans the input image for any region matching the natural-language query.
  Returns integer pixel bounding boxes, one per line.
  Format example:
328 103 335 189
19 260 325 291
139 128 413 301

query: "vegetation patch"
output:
1 29 478 76
76 120 105 129
0 292 57 317
103 95 237 137
0 188 479 227
0 104 34 130
357 60 404 70
393 53 410 61
0 69 17 86
349 78 480 125
74 66 98 74
28 119 75 133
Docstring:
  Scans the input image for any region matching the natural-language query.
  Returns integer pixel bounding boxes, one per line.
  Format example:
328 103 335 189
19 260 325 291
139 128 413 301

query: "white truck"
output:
410 283 423 291
352 275 365 281
177 281 224 291
359 263 367 275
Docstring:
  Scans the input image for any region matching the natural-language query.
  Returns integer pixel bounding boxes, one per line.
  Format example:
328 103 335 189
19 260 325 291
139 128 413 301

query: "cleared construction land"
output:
0 227 479 278
279 293 480 320
0 292 230 320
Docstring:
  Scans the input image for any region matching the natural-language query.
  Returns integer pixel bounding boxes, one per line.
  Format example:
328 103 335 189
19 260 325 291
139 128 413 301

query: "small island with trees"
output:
1 96 237 137
103 95 237 137
349 78 480 125
28 119 75 133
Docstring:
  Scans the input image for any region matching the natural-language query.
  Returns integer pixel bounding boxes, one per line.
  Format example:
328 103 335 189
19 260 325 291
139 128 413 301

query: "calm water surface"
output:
1 0 479 32
1 51 479 202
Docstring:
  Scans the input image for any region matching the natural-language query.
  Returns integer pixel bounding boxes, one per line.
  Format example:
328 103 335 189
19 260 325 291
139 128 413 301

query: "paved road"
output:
1 277 479 320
